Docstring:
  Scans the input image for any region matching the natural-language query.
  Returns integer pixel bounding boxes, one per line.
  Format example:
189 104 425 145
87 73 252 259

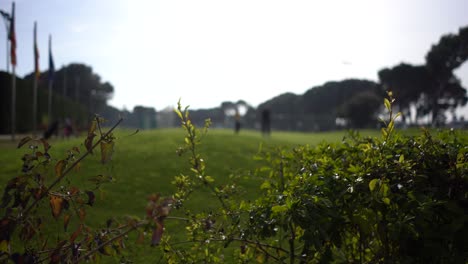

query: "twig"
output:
73 220 146 263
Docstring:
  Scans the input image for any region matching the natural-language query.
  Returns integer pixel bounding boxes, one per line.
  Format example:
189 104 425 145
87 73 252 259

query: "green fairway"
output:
0 127 459 262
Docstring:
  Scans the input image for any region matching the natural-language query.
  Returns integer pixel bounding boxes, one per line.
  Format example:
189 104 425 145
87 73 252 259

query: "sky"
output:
0 0 468 117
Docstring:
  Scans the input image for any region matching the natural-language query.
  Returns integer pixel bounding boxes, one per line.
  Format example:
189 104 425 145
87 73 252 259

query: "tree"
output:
338 91 382 128
378 63 430 123
257 92 302 131
301 79 383 131
425 26 468 124
0 71 88 133
24 63 115 124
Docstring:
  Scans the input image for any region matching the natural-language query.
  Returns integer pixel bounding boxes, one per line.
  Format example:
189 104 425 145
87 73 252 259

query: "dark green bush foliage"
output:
160 95 468 263
247 128 467 263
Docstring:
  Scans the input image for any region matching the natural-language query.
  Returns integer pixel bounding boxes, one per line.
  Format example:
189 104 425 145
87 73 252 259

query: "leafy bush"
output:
158 95 467 263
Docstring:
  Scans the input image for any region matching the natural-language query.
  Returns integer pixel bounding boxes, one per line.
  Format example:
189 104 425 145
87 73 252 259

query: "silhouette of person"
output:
43 120 59 139
261 109 271 136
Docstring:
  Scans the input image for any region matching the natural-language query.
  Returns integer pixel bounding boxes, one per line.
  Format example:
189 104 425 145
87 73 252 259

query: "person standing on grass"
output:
261 109 271 136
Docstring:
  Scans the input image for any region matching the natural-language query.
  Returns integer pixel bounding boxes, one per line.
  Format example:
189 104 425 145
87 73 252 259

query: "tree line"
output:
190 26 468 131
1 63 159 134
2 26 467 133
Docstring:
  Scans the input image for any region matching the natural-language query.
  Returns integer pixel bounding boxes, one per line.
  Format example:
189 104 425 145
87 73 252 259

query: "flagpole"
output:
33 70 38 136
10 2 15 141
48 34 54 125
11 62 16 141
32 21 38 136
5 37 8 73
48 80 53 125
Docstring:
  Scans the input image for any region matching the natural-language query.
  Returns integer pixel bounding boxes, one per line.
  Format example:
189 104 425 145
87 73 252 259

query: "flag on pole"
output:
48 35 55 81
34 22 40 79
9 2 16 66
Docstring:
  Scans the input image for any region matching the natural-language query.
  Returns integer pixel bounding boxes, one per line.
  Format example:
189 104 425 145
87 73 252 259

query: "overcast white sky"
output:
1 0 468 116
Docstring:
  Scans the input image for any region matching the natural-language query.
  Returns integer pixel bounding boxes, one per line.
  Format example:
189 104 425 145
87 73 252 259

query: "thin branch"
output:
168 237 290 255
256 242 285 263
95 116 104 137
73 220 146 263
166 216 190 221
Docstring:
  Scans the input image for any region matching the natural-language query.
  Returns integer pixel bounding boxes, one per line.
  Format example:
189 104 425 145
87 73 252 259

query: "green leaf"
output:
204 176 214 183
381 128 388 138
272 205 288 213
0 240 9 253
399 154 405 163
260 181 271 190
239 201 248 210
369 179 379 192
175 108 183 120
388 120 394 132
382 197 391 205
379 183 390 197
394 112 402 120
384 98 391 110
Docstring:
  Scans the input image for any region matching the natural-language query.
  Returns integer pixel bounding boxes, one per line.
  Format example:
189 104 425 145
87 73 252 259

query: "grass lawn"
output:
0 127 461 262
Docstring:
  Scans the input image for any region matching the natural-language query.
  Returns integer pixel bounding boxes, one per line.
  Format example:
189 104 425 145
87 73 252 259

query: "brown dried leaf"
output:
41 138 51 152
70 225 82 242
49 195 64 219
17 136 33 149
69 186 80 196
151 220 164 246
88 119 97 135
84 134 96 153
72 146 80 154
147 193 160 202
100 141 115 164
55 160 67 178
33 186 46 200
